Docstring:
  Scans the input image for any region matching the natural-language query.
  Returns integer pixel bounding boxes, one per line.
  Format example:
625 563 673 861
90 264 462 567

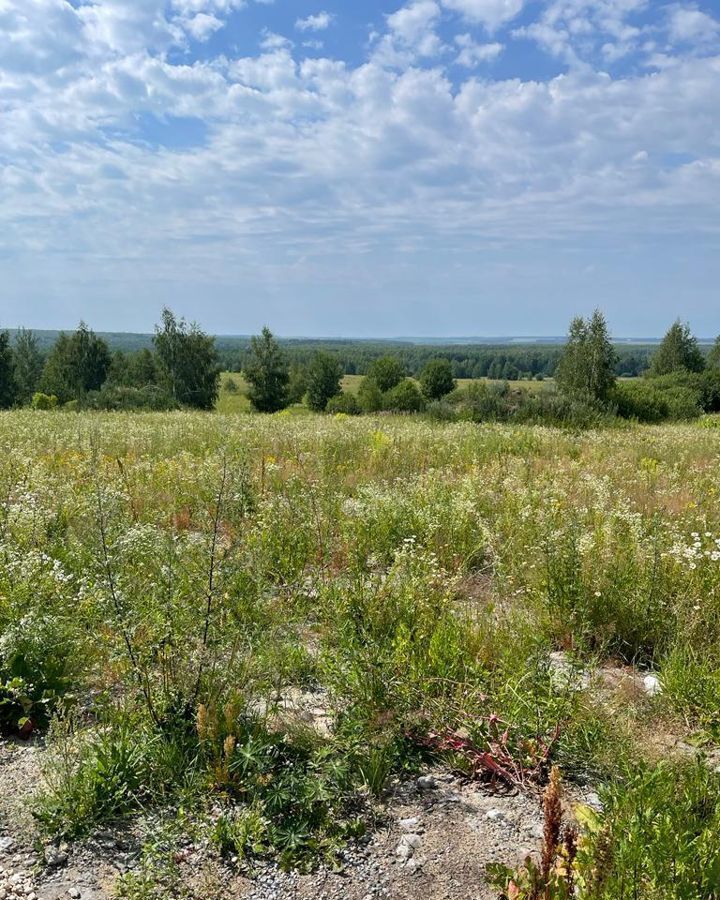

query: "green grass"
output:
0 410 718 892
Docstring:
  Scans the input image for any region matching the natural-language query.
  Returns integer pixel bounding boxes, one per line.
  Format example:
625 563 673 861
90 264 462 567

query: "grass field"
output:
1 411 719 896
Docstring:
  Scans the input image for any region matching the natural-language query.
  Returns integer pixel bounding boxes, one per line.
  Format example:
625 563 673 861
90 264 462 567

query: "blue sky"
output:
1 0 719 336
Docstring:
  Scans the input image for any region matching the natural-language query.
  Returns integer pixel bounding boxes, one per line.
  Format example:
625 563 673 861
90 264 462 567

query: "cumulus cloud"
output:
441 0 524 31
295 11 333 32
454 33 503 65
667 4 720 43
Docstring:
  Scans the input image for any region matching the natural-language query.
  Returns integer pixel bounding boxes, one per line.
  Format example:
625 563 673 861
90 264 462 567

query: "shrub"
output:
357 377 384 412
83 384 178 411
326 392 361 415
31 392 58 410
383 379 425 413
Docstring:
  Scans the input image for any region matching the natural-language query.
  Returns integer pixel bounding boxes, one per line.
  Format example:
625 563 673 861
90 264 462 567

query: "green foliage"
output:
83 384 178 411
555 310 617 406
419 358 456 400
650 320 705 376
244 327 290 413
614 375 704 422
31 391 58 410
366 356 405 392
326 392 361 415
581 762 720 899
306 352 343 412
0 331 19 409
383 378 425 412
39 323 111 403
12 328 44 405
357 376 384 412
154 308 220 410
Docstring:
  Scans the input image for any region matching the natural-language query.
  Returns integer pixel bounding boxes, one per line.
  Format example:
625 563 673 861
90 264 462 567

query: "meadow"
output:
1 410 720 897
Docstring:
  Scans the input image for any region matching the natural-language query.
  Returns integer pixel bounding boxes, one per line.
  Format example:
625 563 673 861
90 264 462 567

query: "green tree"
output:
357 377 383 413
40 323 111 403
419 358 455 400
555 310 617 406
366 356 405 392
244 327 289 413
0 331 19 409
12 328 44 405
650 320 705 376
384 378 425 412
705 335 720 370
306 352 343 412
154 308 220 410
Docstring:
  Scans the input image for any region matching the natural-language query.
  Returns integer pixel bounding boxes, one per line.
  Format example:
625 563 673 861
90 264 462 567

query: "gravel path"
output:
0 737 560 900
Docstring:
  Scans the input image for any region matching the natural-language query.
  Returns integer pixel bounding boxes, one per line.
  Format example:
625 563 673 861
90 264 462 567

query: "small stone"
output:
44 846 68 869
416 775 436 790
485 808 506 822
68 889 81 899
643 674 662 696
0 838 14 854
398 817 420 832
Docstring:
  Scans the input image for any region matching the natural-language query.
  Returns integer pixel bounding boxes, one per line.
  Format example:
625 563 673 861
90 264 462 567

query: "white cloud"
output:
454 33 503 65
441 0 524 31
514 0 649 65
373 0 444 66
295 11 333 32
184 12 224 40
667 4 720 43
0 0 719 328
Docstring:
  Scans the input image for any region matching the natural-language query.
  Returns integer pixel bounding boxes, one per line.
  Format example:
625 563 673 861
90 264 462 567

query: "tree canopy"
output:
154 308 220 410
244 327 289 413
555 310 617 406
650 320 705 376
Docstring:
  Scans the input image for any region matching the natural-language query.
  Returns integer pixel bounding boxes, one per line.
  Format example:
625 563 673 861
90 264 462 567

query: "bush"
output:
326 392 361 415
83 384 178 412
383 379 425 413
31 392 58 410
357 377 384 413
614 378 703 422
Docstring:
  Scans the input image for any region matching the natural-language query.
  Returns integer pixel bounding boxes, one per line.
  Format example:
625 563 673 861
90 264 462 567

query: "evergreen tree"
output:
244 327 289 413
154 308 220 410
650 320 705 376
40 323 111 402
555 310 617 405
306 351 343 412
0 331 19 409
12 327 43 404
420 358 455 400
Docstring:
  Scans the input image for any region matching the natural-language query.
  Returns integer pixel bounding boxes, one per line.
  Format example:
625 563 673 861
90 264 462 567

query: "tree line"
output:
0 309 220 411
2 311 720 424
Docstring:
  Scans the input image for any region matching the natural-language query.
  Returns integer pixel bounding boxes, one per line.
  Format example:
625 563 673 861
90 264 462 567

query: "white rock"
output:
398 817 420 832
485 808 506 822
416 775 436 790
643 674 663 696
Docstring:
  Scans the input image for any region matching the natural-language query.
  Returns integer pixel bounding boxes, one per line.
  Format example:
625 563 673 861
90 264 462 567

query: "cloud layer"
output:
0 0 719 333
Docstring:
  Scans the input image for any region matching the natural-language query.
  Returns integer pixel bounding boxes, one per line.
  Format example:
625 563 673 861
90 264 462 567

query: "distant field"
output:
340 373 553 396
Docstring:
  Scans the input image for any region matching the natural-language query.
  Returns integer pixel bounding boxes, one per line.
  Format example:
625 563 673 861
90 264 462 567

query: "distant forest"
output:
6 330 682 380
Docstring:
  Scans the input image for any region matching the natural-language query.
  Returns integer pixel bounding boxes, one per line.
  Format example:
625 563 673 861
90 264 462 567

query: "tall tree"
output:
12 328 44 404
154 308 220 410
650 320 705 376
306 351 343 412
0 331 19 409
244 327 289 413
555 310 617 405
39 323 111 402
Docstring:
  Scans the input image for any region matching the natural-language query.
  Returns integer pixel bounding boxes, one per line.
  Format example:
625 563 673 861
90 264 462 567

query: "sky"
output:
1 0 719 337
